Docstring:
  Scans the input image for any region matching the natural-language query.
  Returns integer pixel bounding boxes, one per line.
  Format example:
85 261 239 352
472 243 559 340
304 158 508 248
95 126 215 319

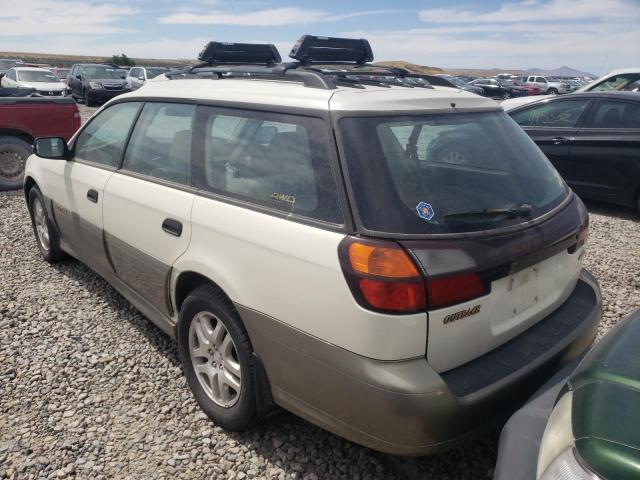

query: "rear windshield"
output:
338 111 568 234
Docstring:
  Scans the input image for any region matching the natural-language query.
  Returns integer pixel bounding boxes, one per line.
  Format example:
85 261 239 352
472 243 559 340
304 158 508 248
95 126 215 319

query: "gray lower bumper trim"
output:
236 269 601 455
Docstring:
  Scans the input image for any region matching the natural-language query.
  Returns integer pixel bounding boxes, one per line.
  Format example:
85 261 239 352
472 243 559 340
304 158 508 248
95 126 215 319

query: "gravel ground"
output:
1 109 639 479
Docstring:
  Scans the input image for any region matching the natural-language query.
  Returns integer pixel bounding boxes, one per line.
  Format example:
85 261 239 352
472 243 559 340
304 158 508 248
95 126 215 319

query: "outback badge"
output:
443 305 481 324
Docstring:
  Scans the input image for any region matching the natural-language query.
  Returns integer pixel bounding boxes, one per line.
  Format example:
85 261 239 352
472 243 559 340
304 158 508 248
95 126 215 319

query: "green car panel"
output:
569 314 640 479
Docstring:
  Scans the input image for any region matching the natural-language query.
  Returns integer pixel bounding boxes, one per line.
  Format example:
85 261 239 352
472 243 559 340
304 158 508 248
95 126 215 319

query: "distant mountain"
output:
527 66 595 78
374 61 444 75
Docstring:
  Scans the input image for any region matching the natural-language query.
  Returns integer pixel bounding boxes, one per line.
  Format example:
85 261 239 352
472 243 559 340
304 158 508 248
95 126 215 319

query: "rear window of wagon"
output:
338 111 568 235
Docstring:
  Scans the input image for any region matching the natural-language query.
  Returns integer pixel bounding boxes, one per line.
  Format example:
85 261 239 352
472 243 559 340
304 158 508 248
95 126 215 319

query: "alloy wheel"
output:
33 198 50 251
189 311 242 408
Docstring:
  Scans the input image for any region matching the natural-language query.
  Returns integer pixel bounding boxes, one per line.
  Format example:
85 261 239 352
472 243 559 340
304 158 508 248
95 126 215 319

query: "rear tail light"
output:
338 237 489 314
72 110 81 131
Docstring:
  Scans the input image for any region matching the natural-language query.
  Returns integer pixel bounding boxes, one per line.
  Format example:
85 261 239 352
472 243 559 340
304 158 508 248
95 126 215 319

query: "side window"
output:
122 102 195 185
584 101 640 129
75 102 141 167
197 106 343 224
510 100 590 128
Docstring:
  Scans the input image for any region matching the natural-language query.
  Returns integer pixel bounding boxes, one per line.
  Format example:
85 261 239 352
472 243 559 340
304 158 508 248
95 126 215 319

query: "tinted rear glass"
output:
338 111 568 234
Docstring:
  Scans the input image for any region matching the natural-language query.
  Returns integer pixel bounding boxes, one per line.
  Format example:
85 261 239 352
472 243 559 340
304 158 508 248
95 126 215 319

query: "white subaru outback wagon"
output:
23 36 602 455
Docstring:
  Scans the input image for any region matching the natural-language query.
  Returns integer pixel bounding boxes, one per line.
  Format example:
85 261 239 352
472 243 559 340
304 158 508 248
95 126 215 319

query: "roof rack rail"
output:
184 64 337 90
289 35 373 65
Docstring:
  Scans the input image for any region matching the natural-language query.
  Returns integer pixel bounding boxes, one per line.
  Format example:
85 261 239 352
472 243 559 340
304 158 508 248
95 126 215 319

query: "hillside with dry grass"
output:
373 61 445 75
0 51 192 68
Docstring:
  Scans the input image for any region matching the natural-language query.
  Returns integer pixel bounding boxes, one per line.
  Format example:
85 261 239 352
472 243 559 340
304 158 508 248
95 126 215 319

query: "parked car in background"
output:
468 78 528 99
23 35 601 456
511 77 542 95
126 66 170 90
0 59 24 78
67 64 131 107
437 75 484 95
508 92 640 212
0 91 80 190
578 67 640 93
51 67 71 83
0 67 68 96
495 309 640 480
524 76 569 95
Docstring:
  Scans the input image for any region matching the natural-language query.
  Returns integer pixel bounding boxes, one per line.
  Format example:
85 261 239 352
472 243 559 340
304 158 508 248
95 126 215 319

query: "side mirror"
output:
75 74 82 80
138 75 145 81
34 137 71 160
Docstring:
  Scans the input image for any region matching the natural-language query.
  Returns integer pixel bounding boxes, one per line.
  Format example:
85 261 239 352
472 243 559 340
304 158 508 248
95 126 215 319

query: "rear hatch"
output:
337 109 589 372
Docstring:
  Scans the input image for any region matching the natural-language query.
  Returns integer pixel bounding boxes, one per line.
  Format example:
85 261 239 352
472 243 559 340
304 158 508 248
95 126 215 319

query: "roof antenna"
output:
450 102 456 108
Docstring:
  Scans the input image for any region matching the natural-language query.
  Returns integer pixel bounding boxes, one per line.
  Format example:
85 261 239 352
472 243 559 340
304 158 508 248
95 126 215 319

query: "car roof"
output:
116 77 500 113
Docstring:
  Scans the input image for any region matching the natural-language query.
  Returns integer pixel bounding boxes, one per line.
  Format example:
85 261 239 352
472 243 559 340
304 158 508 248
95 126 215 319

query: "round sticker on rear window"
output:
416 201 435 221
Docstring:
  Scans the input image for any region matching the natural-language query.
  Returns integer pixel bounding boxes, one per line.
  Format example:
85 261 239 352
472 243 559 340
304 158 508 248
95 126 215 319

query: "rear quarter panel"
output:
173 195 428 361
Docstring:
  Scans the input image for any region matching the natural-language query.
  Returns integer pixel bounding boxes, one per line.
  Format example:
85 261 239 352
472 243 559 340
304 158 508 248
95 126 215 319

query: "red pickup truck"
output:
0 89 81 190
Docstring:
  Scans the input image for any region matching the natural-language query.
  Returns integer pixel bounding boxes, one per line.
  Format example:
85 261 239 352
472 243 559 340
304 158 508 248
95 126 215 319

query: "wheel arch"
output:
23 175 37 200
0 129 35 145
173 270 235 317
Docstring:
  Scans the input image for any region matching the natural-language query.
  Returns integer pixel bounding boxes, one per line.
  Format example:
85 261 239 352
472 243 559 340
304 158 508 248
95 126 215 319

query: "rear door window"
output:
583 100 640 129
510 99 591 127
195 106 343 224
121 102 195 185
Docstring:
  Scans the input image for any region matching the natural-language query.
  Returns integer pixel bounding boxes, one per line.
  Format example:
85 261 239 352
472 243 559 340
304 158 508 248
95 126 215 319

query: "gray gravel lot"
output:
1 102 638 479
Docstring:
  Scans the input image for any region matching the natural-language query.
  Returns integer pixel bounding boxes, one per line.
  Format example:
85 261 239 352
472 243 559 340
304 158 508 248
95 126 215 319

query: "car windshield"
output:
338 111 568 234
146 68 167 79
17 70 61 83
84 66 121 79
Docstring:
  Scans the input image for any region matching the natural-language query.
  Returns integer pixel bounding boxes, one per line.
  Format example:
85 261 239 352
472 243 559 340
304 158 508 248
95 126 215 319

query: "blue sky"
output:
2 0 639 75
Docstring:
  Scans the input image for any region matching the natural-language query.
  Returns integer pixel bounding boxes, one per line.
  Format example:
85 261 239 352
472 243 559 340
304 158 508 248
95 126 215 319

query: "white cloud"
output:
159 7 404 26
419 0 640 24
0 0 136 36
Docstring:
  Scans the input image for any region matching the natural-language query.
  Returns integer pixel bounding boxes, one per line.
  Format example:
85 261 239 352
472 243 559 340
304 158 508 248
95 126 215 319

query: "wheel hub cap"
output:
188 311 242 408
0 149 26 179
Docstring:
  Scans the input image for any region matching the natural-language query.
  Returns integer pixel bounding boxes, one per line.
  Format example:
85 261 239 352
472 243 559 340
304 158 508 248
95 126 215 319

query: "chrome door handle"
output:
551 137 571 145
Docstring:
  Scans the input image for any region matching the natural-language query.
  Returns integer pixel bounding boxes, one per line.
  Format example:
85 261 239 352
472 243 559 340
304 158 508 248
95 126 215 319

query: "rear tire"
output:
548 88 558 95
178 285 265 431
27 186 67 263
0 136 32 191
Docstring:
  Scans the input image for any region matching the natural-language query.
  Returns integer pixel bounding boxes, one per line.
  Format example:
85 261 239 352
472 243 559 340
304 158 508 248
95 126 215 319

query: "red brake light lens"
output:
358 278 426 312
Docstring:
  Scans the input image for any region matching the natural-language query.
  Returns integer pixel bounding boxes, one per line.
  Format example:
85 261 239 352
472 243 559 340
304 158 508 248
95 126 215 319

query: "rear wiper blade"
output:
444 204 533 220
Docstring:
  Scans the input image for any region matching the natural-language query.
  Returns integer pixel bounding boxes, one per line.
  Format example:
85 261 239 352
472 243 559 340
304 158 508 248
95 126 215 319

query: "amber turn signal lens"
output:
347 242 420 278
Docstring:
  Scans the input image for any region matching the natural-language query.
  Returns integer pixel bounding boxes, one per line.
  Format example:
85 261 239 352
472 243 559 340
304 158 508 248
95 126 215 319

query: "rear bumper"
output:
239 269 601 456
